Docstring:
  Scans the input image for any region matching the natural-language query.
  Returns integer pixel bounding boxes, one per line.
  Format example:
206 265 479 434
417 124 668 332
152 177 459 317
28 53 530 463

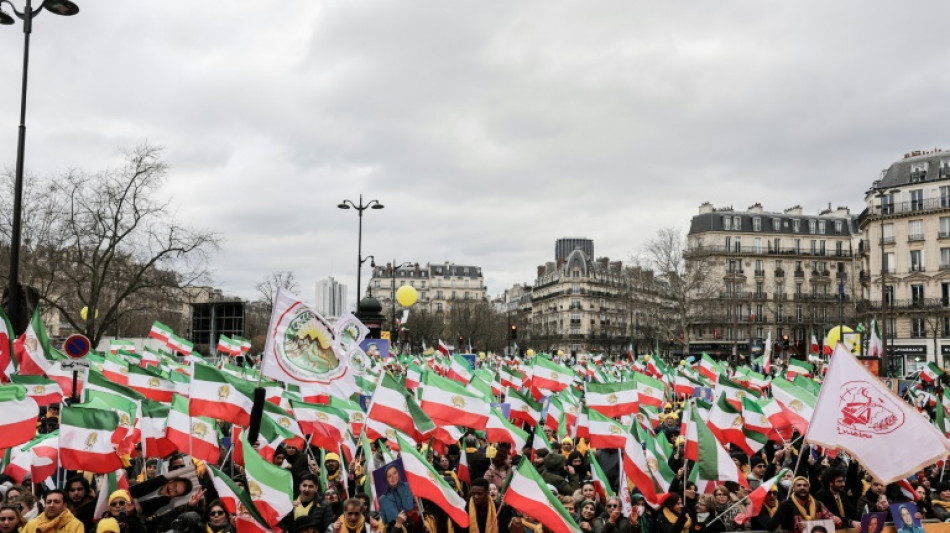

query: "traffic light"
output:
510 324 518 340
458 335 464 348
782 335 790 350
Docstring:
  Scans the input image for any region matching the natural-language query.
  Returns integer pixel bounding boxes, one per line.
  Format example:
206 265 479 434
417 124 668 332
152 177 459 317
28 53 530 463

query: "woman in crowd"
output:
577 500 598 532
0 505 25 533
206 500 232 533
657 494 692 533
914 483 933 519
3 489 23 507
580 482 604 517
16 494 36 522
593 496 634 533
692 494 725 533
931 482 950 521
711 486 744 531
433 455 461 495
567 451 589 482
104 490 147 533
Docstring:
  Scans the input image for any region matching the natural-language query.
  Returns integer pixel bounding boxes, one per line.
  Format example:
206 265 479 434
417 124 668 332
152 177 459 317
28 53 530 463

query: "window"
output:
723 216 732 230
773 238 781 252
911 284 925 305
810 240 817 254
436 302 443 312
819 241 826 254
911 250 925 272
910 162 929 182
754 238 762 253
734 216 742 230
753 217 761 231
572 284 580 294
884 285 894 305
835 220 843 234
725 236 731 250
734 236 741 252
884 253 895 273
943 248 950 270
755 260 763 274
794 239 801 254
796 306 803 323
772 218 781 231
808 220 817 234
792 219 801 232
881 193 895 214
882 223 894 244
835 241 844 256
909 219 924 241
886 317 896 339
912 318 926 338
755 281 764 296
941 217 950 238
911 189 924 210
941 186 950 208
818 221 826 234
943 282 950 306
776 306 784 321
795 283 803 297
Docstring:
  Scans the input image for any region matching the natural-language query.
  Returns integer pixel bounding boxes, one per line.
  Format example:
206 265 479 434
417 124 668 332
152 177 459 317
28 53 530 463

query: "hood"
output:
543 452 566 472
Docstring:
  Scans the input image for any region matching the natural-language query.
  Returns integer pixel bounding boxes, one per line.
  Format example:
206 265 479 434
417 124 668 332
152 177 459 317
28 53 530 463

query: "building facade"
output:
315 276 347 320
859 149 950 373
368 261 488 322
685 202 860 361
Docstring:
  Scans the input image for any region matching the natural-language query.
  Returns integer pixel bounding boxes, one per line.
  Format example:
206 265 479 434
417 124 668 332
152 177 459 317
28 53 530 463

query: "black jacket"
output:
278 498 335 533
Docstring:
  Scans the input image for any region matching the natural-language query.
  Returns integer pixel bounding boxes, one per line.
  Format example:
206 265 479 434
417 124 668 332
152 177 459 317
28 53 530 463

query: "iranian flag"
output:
699 353 723 383
10 374 63 406
149 321 173 342
786 359 814 379
329 396 366 437
167 395 220 464
810 332 821 355
291 400 349 451
621 429 660 504
59 405 123 472
687 403 748 488
635 372 665 409
189 363 255 426
531 356 574 392
446 354 474 385
405 362 423 390
734 469 790 525
589 451 615 500
921 362 944 383
110 339 136 354
141 399 177 458
207 465 270 529
420 371 489 429
217 335 243 356
92 470 129 522
867 318 884 357
396 433 468 526
588 409 628 449
14 308 54 376
0 385 39 448
545 395 564 432
770 378 816 434
634 423 677 493
499 366 524 389
502 459 581 533
367 372 436 441
507 387 542 427
708 392 765 456
29 431 58 483
486 407 529 451
102 353 130 385
241 432 294 528
0 307 15 381
127 365 175 403
586 381 638 418
673 372 702 398
437 339 450 356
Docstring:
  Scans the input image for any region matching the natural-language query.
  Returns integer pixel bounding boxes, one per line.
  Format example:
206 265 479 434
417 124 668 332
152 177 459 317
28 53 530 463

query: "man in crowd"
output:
65 476 96 533
21 489 83 533
767 476 840 532
814 467 861 529
483 443 512 488
279 473 334 533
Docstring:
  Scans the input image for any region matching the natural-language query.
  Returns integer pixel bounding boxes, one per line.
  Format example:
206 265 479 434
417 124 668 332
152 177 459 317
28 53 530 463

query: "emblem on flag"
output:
278 417 291 428
192 422 209 438
789 399 804 413
451 396 466 408
731 415 743 428
607 394 618 405
148 377 160 388
609 425 622 435
218 385 230 400
285 313 339 372
84 433 97 451
839 381 904 437
248 481 262 499
33 385 45 394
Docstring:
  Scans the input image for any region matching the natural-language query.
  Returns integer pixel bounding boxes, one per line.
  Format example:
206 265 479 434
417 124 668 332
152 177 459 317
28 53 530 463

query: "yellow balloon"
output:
557 350 564 357
80 307 99 320
526 349 535 357
479 352 486 360
643 354 651 362
825 325 854 349
679 360 686 367
395 285 418 307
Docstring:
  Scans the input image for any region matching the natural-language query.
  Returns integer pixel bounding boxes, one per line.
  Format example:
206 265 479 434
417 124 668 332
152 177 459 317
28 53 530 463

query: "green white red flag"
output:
507 387 542 427
0 384 39 448
149 321 174 343
867 318 884 358
189 362 255 426
396 432 468 526
586 380 638 418
621 428 660 504
588 450 615 501
15 308 54 376
419 370 489 429
635 372 665 409
241 431 294 528
291 400 349 451
733 469 790 525
502 459 581 533
587 409 628 449
127 364 175 403
770 377 816 434
486 406 529 451
0 307 15 380
141 399 177 458
921 362 944 383
531 356 574 392
167 394 220 464
10 374 63 406
707 392 765 456
59 404 124 473
207 465 270 529
686 402 749 489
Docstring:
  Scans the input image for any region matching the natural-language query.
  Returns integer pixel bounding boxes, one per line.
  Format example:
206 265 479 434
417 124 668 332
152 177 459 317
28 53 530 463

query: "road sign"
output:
63 334 91 359
61 359 91 370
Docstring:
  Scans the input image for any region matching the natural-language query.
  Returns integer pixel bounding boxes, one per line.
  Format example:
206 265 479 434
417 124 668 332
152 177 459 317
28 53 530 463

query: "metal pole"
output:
5 0 34 335
356 194 364 302
879 193 889 377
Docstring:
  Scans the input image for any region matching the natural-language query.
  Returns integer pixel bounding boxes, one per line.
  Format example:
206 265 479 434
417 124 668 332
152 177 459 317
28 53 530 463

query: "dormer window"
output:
941 160 950 179
723 216 732 231
772 218 781 231
753 217 761 231
792 219 801 232
910 161 929 183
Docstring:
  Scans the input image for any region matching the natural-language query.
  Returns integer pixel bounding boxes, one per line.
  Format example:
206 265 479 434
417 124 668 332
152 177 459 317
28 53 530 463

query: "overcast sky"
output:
1 1 948 308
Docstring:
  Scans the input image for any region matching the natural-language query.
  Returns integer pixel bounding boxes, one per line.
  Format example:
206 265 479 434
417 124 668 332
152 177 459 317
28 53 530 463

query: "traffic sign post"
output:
62 334 91 403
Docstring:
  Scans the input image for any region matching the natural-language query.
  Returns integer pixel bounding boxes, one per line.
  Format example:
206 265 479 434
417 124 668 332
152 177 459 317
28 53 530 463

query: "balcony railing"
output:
908 234 925 242
860 298 949 311
880 236 895 244
754 269 765 277
685 245 852 258
879 197 950 216
910 265 926 272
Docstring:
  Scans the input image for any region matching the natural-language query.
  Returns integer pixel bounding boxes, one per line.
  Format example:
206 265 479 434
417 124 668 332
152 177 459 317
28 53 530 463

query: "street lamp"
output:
1 0 79 334
875 187 900 377
337 194 383 304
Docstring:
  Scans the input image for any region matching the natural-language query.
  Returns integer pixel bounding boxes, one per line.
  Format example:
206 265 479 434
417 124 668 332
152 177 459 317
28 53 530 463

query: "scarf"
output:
35 510 75 533
791 495 817 521
933 500 950 511
326 469 341 483
520 519 544 533
335 514 366 533
833 494 845 518
294 500 314 519
469 498 498 533
662 507 692 533
762 499 779 517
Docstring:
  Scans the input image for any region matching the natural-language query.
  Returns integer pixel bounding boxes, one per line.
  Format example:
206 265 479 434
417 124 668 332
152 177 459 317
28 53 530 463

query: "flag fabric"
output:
507 387 542 427
141 400 177 458
446 354 474 385
10 374 63 406
396 432 468 526
207 465 270 529
786 359 814 379
217 335 243 356
805 344 950 484
437 339 450 356
149 321 174 343
921 362 944 383
635 372 665 409
585 381 638 418
110 339 136 354
15 308 54 376
59 405 123 473
587 409 628 449
0 307 15 381
502 459 581 533
366 372 435 441
291 400 349 452
28 431 59 483
733 469 790 525
531 357 575 392
92 470 129 522
189 363 255 426
699 354 723 383
167 395 220 464
588 451 615 500
419 371 489 429
867 318 884 358
810 333 821 355
486 407 529 451
770 378 817 434
621 428 660 504
0 385 40 448
127 365 175 403
241 432 294 528
686 402 748 488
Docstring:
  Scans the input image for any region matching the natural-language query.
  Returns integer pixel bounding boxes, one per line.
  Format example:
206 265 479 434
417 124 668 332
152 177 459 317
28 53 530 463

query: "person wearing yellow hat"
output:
103 489 147 533
96 518 120 533
324 452 344 497
560 437 574 457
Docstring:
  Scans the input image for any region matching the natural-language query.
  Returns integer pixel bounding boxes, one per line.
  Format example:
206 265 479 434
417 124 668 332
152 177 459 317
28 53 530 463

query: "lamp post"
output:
876 188 899 377
389 260 414 344
1 0 79 334
337 194 383 304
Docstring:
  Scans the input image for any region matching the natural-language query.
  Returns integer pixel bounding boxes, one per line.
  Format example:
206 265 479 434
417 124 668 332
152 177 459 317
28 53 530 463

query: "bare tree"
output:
0 144 220 346
641 227 720 357
256 271 299 314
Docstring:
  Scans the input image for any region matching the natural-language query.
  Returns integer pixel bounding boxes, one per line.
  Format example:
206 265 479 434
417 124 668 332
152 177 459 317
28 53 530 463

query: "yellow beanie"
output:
325 452 340 463
97 518 120 533
109 489 131 506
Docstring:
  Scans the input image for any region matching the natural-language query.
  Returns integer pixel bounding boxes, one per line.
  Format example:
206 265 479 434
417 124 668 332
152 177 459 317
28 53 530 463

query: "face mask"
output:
780 480 792 489
696 512 710 522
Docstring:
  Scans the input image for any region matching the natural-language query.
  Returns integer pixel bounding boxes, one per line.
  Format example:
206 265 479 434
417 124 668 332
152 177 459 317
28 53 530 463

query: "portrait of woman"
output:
861 512 886 533
891 503 924 533
374 460 415 524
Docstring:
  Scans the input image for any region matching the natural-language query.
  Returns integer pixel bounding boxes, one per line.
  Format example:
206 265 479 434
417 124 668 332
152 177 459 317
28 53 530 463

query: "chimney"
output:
698 201 714 214
784 205 803 216
747 202 764 214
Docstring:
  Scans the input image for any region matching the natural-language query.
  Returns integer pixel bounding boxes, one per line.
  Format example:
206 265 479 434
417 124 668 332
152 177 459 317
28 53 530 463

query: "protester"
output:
694 494 726 533
65 476 96 533
658 494 692 533
767 476 839 532
931 481 950 520
0 505 25 533
593 496 634 533
20 490 83 533
280 474 334 533
332 498 372 533
205 500 232 533
577 500 598 532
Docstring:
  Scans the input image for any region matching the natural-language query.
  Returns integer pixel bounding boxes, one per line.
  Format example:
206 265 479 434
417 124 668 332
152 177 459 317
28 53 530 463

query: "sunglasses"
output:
607 504 619 508
209 511 226 517
345 512 361 517
110 501 129 507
